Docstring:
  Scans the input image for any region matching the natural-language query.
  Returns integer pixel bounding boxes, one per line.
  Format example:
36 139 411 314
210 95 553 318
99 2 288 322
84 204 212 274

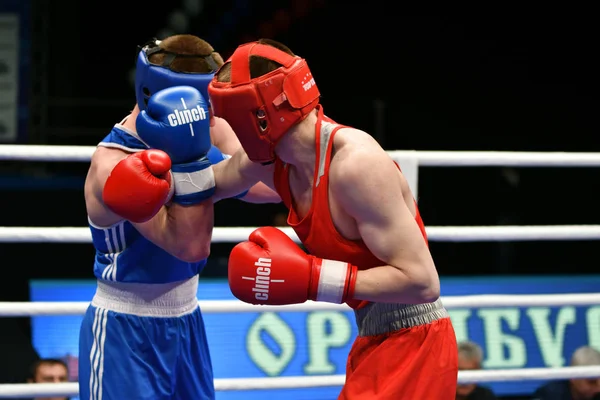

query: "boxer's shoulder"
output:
90 146 130 171
332 127 383 154
86 146 131 227
86 147 132 200
329 128 391 184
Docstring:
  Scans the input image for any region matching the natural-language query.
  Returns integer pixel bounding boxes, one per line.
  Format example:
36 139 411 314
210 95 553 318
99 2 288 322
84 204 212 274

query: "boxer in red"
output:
209 39 458 399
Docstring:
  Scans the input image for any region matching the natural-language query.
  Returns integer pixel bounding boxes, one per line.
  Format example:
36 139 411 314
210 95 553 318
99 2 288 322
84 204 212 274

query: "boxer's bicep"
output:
336 152 428 267
335 151 439 299
85 148 129 226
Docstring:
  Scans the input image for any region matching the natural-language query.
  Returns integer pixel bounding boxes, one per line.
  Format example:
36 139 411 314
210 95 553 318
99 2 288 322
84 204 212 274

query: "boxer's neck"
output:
122 104 141 132
275 110 319 174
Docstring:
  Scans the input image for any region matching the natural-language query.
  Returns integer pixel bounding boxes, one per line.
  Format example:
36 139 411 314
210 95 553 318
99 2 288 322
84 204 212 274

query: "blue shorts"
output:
78 278 214 400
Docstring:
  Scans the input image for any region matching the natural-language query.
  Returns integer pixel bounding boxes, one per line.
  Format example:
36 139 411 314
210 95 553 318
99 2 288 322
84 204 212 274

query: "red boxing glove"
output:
103 150 172 223
228 227 358 305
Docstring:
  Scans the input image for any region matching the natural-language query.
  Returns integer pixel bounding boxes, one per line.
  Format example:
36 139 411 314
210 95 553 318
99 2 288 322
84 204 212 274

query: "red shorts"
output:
338 317 458 400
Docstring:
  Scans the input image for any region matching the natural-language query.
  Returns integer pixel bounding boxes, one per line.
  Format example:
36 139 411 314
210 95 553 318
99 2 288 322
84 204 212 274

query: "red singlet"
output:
273 106 458 399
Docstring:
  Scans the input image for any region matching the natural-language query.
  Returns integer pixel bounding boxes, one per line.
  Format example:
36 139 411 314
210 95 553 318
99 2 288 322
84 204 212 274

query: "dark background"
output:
0 1 597 398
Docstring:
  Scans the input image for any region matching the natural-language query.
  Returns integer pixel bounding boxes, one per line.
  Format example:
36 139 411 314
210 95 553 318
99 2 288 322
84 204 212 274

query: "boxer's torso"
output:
274 106 447 335
87 123 206 284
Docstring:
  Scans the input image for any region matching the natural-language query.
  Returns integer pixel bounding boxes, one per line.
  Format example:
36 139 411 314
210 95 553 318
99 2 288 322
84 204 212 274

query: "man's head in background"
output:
570 346 600 400
456 341 484 399
27 358 69 400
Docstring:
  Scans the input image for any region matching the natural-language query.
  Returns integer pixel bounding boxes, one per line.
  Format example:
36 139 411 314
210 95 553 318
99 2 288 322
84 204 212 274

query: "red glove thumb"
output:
140 149 172 178
249 227 306 257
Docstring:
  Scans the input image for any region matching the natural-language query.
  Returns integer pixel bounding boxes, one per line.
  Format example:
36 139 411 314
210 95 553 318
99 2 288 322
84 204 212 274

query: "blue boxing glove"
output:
136 86 214 205
207 145 249 200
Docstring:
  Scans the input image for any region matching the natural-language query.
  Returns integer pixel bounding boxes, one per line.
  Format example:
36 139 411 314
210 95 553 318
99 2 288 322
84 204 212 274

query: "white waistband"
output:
91 276 199 317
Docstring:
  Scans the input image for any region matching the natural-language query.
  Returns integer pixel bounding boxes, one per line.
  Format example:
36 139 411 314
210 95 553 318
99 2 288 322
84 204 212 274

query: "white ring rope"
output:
3 145 600 167
1 293 599 316
3 225 600 243
1 366 599 398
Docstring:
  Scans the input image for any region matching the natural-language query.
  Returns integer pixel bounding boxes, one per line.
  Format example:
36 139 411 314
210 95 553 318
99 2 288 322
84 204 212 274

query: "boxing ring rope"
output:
2 292 600 316
0 144 600 167
2 146 600 397
3 225 600 243
4 145 600 166
1 364 599 398
2 365 600 398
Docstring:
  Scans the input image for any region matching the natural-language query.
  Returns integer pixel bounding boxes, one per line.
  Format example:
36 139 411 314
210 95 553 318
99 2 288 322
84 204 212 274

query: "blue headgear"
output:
135 38 219 111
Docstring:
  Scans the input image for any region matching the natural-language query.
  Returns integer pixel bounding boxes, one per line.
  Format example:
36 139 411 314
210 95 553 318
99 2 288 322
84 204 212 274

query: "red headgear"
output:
208 42 321 164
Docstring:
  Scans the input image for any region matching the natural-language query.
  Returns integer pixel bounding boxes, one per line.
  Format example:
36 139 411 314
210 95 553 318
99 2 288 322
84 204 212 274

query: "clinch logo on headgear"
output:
301 72 316 92
168 104 207 128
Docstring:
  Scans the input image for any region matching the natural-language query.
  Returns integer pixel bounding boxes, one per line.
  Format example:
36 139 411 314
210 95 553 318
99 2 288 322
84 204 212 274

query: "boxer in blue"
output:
79 35 279 400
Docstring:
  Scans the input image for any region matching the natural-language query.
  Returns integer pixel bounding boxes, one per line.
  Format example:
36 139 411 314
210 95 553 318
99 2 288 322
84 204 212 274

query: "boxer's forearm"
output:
134 201 214 263
212 155 258 202
352 264 440 304
241 182 281 204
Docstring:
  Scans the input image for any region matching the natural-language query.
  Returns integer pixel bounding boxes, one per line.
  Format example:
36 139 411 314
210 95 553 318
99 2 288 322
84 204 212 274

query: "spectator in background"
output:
533 346 600 400
27 358 69 400
456 341 498 400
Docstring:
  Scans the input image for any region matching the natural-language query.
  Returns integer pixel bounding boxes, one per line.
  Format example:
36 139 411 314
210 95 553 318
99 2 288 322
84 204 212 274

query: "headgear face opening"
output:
208 42 320 164
135 39 219 111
